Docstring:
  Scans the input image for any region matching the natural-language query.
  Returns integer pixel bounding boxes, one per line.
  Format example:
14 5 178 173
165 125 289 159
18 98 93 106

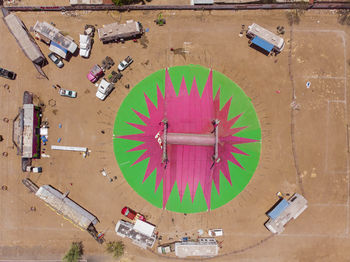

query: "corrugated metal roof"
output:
35 185 98 229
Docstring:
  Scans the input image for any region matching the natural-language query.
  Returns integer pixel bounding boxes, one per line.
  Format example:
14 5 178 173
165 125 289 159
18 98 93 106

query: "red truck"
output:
121 206 146 221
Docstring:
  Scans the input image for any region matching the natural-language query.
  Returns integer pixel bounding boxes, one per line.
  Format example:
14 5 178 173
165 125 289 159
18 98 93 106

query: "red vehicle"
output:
87 64 104 83
121 206 146 221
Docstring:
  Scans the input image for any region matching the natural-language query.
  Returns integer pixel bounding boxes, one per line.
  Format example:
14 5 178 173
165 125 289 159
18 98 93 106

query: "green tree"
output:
112 0 133 5
337 10 350 25
63 242 84 262
106 241 125 259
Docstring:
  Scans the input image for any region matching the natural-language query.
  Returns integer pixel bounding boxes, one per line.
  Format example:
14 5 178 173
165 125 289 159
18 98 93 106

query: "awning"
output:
251 36 274 53
267 199 290 219
49 41 68 59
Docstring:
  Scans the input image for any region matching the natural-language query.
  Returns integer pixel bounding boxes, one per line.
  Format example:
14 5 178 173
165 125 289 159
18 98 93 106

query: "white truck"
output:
96 79 114 101
118 56 133 71
79 34 91 58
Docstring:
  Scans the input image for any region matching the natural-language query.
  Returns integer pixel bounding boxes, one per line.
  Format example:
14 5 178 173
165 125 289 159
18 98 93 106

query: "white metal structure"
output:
96 79 114 100
79 34 91 58
51 145 88 152
265 193 308 234
133 219 156 237
175 238 218 258
246 23 285 52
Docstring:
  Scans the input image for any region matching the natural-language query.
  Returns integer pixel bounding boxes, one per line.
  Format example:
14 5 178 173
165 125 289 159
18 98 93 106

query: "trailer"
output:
246 23 285 54
98 20 143 44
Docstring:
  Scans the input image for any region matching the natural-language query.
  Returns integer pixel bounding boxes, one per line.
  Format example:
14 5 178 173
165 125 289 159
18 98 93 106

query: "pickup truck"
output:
96 79 114 101
117 56 133 71
87 64 104 83
79 34 91 58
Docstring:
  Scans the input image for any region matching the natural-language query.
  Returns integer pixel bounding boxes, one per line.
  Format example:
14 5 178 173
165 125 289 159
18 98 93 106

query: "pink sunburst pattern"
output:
119 69 259 210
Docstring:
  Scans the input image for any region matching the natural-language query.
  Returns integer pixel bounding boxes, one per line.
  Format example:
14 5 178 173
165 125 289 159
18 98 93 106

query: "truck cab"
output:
96 79 114 101
87 64 104 83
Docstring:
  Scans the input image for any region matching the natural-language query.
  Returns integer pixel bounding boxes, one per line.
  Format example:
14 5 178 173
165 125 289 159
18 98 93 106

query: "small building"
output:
2 9 47 78
246 23 285 54
70 0 103 4
175 238 219 258
33 21 78 56
265 193 308 234
190 0 214 4
13 92 41 171
115 220 156 249
98 20 143 44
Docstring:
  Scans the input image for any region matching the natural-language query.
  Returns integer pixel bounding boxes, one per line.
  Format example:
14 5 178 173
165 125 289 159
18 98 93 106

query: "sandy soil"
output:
0 7 350 262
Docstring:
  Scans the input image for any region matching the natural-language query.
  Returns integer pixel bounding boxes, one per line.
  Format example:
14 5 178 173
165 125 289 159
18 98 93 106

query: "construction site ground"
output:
0 8 350 262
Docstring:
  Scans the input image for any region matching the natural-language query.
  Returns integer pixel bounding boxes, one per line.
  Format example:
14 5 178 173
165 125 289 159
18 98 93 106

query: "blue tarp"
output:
251 36 274 53
267 199 289 219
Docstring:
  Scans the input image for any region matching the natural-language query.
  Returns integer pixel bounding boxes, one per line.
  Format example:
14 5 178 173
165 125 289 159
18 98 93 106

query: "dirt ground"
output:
0 7 350 262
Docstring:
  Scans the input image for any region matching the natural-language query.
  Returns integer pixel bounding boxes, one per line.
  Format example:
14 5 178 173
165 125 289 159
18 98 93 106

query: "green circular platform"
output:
113 65 261 213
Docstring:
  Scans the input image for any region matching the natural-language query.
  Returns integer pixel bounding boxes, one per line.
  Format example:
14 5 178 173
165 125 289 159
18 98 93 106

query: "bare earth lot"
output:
0 8 350 262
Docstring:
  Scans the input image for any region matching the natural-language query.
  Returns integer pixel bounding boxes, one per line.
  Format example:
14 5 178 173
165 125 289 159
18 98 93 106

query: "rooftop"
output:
33 21 78 53
115 220 156 249
35 185 98 230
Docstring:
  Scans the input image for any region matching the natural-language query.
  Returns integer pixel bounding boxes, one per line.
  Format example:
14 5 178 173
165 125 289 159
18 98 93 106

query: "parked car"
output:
117 56 133 71
48 52 64 68
96 79 114 101
0 67 16 80
87 64 104 83
79 34 91 58
121 206 146 221
59 88 77 98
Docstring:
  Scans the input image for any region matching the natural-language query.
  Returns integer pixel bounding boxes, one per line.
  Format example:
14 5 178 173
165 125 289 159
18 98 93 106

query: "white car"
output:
59 88 77 98
79 34 91 58
48 52 64 68
96 79 114 101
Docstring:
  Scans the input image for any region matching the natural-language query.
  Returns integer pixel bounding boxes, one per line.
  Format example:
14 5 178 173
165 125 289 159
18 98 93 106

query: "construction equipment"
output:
155 13 166 26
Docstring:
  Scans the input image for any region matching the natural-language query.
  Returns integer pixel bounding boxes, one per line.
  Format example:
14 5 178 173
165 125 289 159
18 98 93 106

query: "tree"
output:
112 0 133 5
286 2 309 26
106 241 125 259
63 242 84 262
337 10 350 26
